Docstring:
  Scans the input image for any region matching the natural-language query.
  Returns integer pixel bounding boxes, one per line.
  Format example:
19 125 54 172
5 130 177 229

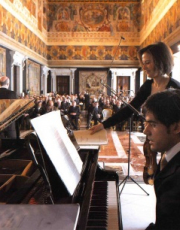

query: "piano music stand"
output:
119 115 149 196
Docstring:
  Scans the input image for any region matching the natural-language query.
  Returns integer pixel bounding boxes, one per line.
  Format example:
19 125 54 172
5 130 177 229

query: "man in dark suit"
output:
0 76 19 139
142 89 180 230
91 101 103 125
60 96 70 115
68 100 80 130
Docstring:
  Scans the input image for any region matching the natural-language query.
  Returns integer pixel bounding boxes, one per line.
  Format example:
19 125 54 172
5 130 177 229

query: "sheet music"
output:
30 111 83 195
0 204 80 230
73 129 108 145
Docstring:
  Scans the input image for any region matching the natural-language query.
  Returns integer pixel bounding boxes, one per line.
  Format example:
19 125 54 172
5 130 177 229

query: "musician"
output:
68 100 80 130
0 76 19 139
142 89 180 230
90 42 180 134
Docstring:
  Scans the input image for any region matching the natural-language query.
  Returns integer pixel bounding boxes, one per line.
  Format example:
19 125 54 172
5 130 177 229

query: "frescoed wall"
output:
141 0 180 47
0 0 180 66
0 4 47 59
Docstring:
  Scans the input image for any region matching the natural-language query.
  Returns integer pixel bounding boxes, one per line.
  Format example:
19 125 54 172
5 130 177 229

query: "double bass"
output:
143 138 158 185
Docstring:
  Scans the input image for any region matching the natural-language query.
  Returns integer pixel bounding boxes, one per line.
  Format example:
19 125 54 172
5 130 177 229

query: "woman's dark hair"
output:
142 89 180 128
137 42 174 76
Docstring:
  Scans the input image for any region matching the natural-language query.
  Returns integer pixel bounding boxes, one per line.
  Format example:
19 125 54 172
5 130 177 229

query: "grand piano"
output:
0 99 123 230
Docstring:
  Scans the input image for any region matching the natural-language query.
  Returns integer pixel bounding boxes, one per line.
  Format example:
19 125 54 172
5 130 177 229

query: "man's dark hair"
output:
142 89 180 128
138 42 174 76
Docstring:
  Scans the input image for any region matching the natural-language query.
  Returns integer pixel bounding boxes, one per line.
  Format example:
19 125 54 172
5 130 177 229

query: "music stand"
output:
119 114 149 196
100 82 149 196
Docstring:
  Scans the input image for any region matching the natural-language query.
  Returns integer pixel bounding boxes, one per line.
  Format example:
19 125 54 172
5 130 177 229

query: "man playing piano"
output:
142 89 180 230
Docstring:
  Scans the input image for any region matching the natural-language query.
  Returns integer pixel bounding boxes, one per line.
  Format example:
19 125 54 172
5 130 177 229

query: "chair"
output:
102 109 113 122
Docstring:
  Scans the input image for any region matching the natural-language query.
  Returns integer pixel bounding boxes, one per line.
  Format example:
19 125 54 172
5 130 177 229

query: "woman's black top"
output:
103 78 180 128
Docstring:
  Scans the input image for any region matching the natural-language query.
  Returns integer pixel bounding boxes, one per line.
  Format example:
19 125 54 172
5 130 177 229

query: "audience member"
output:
68 100 80 130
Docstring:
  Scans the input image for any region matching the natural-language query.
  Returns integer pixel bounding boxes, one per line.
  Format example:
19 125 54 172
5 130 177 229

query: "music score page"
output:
73 129 108 146
30 111 83 195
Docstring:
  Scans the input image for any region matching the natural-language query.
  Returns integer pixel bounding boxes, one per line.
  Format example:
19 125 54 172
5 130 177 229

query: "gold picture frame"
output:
26 60 40 96
0 47 6 76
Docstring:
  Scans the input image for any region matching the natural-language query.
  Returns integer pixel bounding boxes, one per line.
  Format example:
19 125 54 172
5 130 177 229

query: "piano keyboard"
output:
86 181 120 230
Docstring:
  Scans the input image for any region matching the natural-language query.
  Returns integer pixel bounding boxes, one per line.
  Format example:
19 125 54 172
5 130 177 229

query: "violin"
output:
143 137 158 185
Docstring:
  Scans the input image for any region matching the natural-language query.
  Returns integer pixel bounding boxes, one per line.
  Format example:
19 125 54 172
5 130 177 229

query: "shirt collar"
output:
165 142 180 162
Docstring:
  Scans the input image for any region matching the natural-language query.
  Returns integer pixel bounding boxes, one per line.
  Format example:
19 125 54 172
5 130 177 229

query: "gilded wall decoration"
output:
1 0 180 67
79 4 108 32
141 0 180 47
18 0 37 17
0 47 6 76
46 2 141 37
79 71 107 96
26 60 40 96
47 45 139 61
0 5 47 59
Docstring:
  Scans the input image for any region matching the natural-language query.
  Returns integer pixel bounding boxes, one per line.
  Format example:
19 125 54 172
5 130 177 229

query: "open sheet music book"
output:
0 99 34 131
73 129 108 146
30 111 83 195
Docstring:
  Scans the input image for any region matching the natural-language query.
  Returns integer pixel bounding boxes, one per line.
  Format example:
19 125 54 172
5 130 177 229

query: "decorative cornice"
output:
47 0 140 2
47 32 140 46
164 27 180 47
0 0 46 43
140 0 177 44
47 59 139 68
0 32 47 66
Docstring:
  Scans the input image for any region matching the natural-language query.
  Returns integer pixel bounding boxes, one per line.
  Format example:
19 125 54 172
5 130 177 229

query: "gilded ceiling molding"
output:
164 26 180 47
47 0 140 2
47 59 139 68
140 0 177 44
0 32 47 66
47 32 139 46
0 0 46 43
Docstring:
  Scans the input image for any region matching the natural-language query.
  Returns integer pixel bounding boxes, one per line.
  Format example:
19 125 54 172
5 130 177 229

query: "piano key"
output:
87 181 119 230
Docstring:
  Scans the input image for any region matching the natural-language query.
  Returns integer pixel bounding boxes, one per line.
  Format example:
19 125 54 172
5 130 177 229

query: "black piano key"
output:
88 211 107 219
90 206 107 212
87 220 107 227
90 199 107 206
86 228 107 230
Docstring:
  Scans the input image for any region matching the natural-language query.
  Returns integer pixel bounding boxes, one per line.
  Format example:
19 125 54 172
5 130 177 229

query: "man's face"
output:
143 111 178 152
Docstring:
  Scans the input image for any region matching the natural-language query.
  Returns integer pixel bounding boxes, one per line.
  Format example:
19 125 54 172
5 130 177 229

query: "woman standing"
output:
90 42 180 134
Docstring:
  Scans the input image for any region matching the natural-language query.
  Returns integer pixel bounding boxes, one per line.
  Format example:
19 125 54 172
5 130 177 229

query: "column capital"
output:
10 51 28 69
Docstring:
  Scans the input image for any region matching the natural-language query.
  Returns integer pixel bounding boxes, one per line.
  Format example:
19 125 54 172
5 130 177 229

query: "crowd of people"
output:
19 90 135 131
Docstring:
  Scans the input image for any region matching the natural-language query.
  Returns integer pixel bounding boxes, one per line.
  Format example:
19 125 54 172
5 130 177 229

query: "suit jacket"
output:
0 88 19 138
68 105 80 118
0 88 17 99
147 152 180 230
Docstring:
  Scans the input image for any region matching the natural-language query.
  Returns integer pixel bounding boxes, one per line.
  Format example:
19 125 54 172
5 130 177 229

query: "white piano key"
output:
107 181 119 230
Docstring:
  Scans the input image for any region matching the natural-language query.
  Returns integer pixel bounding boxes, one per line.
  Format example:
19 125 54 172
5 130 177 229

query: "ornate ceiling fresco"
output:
0 0 180 67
